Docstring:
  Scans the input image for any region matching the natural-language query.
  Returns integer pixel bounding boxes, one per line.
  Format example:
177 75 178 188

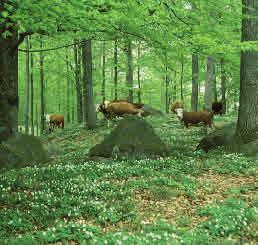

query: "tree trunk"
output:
35 103 38 136
214 63 218 102
137 41 142 104
82 39 96 129
126 38 133 103
102 41 106 103
24 36 30 134
220 58 226 114
164 52 169 113
114 39 118 100
0 18 19 142
180 55 184 101
73 42 83 123
236 0 258 136
40 38 45 134
191 53 199 111
30 37 34 135
172 70 177 102
204 56 216 111
66 49 71 124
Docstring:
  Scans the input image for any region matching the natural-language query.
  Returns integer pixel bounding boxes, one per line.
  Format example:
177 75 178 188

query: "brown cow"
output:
45 114 64 133
170 101 184 114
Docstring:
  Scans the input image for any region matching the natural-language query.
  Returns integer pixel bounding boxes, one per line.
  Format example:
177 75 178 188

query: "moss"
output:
0 133 49 169
89 116 169 159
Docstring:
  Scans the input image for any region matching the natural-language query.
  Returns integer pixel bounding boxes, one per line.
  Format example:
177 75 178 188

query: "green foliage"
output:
197 198 256 238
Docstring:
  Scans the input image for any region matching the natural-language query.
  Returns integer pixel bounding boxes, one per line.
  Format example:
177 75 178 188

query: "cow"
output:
170 101 184 114
45 114 64 133
175 109 215 128
212 102 223 115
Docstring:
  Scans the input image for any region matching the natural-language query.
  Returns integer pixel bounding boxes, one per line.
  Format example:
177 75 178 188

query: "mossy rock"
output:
0 133 49 169
89 115 169 159
197 123 258 156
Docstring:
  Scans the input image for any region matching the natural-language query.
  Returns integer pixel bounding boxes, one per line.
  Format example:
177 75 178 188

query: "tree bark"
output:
220 58 226 113
24 36 30 134
204 56 216 111
191 53 199 111
137 41 142 104
236 0 258 136
180 55 184 101
0 8 19 142
66 49 71 124
30 37 34 135
102 41 106 103
172 70 177 102
82 39 96 129
114 39 118 100
164 52 169 113
126 38 133 103
214 63 218 102
40 38 45 134
73 42 83 123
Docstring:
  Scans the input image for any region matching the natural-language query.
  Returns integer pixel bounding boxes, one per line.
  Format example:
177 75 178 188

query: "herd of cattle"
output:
45 99 223 132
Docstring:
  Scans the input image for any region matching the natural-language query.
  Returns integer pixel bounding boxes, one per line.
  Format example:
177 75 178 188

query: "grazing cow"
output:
96 100 144 127
45 114 64 133
111 99 144 109
212 102 223 115
175 109 214 128
170 101 184 114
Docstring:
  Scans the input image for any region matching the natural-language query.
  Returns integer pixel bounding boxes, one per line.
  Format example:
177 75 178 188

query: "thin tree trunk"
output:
114 39 118 100
30 37 34 135
191 53 199 111
204 56 216 111
126 38 133 103
35 103 38 136
172 70 177 102
137 41 142 104
180 55 184 101
66 49 71 124
40 38 45 134
73 42 83 123
82 39 96 129
102 41 106 103
24 36 30 134
220 58 226 114
236 0 258 136
164 52 169 113
214 63 218 102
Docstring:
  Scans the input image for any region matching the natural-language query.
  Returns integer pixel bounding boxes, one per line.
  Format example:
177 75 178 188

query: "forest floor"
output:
0 114 257 245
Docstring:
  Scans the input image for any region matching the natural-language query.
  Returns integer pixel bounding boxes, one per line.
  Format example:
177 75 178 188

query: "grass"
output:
0 115 257 244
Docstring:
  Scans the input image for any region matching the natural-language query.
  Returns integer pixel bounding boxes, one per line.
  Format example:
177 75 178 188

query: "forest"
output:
0 0 257 244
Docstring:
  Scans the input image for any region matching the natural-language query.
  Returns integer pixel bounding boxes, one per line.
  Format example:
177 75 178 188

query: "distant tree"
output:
24 36 30 134
126 38 133 103
82 39 96 129
236 0 258 136
114 39 118 100
101 41 106 103
191 53 199 111
30 37 34 135
40 38 45 134
137 41 142 104
180 55 184 101
66 49 71 124
204 56 216 111
164 52 169 113
220 58 227 114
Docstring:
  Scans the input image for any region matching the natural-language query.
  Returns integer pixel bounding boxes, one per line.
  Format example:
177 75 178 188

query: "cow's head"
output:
175 108 184 119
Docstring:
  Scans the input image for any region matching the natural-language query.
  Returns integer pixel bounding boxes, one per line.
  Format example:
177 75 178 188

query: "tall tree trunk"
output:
204 56 216 111
164 52 169 113
172 70 177 102
73 42 83 123
102 41 106 103
0 2 19 143
114 39 118 100
137 41 142 104
35 103 38 136
220 58 226 114
40 38 45 134
126 38 133 103
214 63 218 102
236 0 258 136
191 53 199 111
82 39 96 129
30 37 34 135
66 49 71 124
180 55 184 101
24 36 30 134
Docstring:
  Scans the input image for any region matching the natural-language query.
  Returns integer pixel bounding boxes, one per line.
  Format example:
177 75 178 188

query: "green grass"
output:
0 115 257 244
